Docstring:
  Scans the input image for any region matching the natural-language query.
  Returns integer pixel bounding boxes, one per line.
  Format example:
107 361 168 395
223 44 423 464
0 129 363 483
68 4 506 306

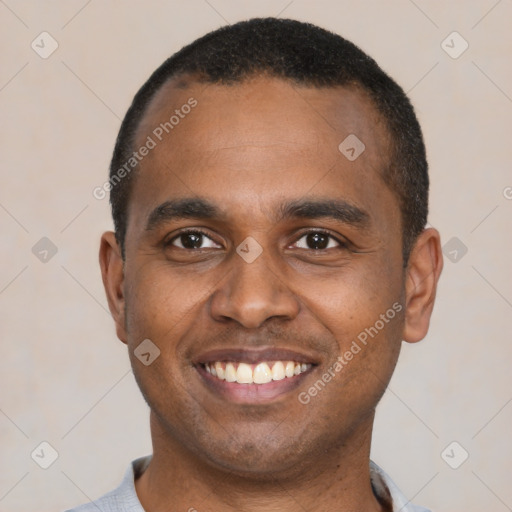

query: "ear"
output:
99 231 128 344
402 227 444 343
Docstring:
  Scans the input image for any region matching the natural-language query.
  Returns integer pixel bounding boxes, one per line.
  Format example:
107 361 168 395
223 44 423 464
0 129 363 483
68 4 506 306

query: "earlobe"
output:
99 231 128 344
402 228 444 343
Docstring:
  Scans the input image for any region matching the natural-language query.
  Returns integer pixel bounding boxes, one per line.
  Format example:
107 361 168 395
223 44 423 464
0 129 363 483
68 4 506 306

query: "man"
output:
68 17 443 512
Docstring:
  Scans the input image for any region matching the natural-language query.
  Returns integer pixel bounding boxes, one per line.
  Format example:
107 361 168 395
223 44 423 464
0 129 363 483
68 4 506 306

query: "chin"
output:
188 424 321 480
206 444 307 480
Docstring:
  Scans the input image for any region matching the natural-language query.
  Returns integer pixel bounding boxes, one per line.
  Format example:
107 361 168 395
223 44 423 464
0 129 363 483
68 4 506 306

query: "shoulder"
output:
63 456 151 512
63 495 113 512
370 460 432 512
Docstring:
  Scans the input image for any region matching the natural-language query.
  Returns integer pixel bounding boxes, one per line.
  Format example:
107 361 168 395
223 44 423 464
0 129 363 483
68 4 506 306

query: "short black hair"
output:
109 17 428 265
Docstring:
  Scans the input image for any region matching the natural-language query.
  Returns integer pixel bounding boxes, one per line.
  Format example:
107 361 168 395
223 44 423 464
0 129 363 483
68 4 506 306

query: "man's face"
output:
117 77 407 476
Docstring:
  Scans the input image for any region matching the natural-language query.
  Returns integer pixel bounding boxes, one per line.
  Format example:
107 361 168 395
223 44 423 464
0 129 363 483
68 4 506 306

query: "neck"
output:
135 411 387 512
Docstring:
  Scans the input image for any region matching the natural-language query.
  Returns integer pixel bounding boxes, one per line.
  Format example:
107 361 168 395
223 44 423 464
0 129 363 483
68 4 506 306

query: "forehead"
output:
137 75 389 154
128 75 396 234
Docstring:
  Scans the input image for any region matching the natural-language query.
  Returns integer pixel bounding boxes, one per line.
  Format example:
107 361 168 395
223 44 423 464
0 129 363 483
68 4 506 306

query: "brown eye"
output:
294 231 346 250
167 230 221 250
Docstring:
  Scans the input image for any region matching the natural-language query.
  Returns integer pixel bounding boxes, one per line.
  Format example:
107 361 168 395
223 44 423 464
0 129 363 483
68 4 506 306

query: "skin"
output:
99 76 443 512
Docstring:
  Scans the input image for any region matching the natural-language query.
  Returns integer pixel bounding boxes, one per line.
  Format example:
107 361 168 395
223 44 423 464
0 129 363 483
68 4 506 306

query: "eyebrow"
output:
145 196 371 232
276 197 371 229
145 197 224 231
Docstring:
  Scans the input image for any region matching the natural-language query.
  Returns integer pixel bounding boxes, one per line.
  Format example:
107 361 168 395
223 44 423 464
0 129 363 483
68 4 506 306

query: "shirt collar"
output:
370 461 432 512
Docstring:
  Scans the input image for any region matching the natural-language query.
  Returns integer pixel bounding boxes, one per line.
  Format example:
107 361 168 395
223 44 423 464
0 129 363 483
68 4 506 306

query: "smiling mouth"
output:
193 347 319 402
195 357 316 403
203 360 312 384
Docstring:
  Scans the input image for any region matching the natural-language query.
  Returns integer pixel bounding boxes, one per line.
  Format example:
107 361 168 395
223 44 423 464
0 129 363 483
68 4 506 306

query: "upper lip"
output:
192 347 321 365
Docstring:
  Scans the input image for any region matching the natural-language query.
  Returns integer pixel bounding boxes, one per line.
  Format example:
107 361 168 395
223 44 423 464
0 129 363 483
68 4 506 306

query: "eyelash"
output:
165 228 348 251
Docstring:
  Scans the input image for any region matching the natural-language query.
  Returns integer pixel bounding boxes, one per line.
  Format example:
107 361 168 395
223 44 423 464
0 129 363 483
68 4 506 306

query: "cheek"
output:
299 256 405 389
124 262 208 346
124 264 205 409
303 259 401 335
303 267 404 402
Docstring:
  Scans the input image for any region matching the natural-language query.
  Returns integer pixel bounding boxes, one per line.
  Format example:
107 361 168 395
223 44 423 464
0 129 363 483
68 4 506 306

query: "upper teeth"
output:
204 361 310 384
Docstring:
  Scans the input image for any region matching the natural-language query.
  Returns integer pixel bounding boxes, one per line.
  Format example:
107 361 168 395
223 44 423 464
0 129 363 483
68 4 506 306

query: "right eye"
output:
165 229 222 250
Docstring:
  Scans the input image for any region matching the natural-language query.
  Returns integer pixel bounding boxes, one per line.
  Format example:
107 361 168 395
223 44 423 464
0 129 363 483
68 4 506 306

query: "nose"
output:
209 245 300 329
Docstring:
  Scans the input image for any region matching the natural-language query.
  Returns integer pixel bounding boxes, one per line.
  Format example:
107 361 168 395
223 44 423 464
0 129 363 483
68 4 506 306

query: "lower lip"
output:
195 365 314 403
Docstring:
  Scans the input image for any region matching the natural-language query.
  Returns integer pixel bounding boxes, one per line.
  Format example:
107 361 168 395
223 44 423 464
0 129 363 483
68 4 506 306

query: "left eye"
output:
293 231 344 250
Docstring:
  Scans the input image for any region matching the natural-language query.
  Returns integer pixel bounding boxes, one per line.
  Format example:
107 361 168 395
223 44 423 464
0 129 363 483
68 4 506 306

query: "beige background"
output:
1 1 511 511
